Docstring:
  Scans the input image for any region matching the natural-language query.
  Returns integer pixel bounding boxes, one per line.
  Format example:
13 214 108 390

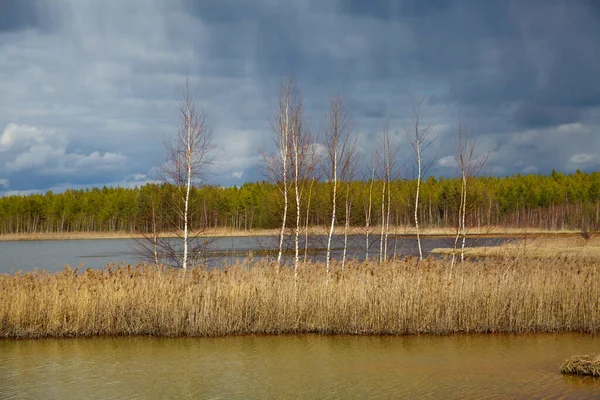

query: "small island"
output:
561 354 600 377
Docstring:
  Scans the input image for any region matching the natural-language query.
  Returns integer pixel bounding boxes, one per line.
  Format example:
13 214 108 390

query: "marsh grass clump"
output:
1 256 600 338
561 354 600 377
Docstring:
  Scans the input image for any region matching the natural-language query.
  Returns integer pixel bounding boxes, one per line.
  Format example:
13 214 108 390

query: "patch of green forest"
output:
0 170 598 234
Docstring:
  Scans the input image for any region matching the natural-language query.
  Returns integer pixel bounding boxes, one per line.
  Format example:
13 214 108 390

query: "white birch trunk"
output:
182 107 192 271
277 102 290 268
342 185 351 270
326 149 337 275
460 174 467 262
414 138 423 261
450 174 465 276
379 179 386 263
304 178 314 263
294 145 301 276
384 173 391 262
365 171 374 261
152 202 159 267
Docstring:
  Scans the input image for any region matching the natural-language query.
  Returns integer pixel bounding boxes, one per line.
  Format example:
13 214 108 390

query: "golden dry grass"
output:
561 354 600 377
1 256 599 338
0 226 582 241
0 228 290 241
432 236 600 259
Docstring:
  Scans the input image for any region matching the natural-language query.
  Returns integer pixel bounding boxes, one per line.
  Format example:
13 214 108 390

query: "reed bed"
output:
1 256 599 338
561 354 600 377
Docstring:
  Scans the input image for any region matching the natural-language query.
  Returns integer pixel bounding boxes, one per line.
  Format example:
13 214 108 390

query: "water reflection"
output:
1 333 599 399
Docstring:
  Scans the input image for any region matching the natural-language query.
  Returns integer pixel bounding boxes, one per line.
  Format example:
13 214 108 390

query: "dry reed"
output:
561 354 600 377
433 236 600 259
1 256 599 338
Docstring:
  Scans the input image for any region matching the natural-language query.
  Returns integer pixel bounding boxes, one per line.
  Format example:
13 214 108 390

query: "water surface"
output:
0 235 506 274
1 333 599 399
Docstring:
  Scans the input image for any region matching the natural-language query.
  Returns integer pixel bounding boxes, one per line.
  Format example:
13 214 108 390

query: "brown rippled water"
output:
1 333 599 399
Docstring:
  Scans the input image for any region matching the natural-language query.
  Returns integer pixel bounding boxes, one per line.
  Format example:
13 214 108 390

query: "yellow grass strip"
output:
1 256 599 338
0 226 584 241
432 236 600 259
0 229 279 241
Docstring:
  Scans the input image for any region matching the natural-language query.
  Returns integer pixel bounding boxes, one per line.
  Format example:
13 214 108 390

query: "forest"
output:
0 169 598 235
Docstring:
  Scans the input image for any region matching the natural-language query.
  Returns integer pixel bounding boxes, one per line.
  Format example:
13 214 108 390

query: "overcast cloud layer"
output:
0 0 599 195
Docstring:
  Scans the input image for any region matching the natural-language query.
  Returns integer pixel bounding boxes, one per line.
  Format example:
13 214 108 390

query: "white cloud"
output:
6 142 64 171
0 123 61 150
213 129 261 178
0 123 126 175
568 153 600 165
0 178 8 187
437 155 457 168
71 151 127 170
557 122 586 133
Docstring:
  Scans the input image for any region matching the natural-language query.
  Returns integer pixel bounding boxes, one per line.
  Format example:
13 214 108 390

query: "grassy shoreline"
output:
432 236 600 259
1 256 599 339
0 226 586 241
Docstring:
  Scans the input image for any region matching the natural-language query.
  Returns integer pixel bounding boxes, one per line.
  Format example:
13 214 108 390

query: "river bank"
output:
2 255 598 339
0 226 586 241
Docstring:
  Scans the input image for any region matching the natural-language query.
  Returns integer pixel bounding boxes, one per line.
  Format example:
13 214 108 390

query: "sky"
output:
0 0 599 195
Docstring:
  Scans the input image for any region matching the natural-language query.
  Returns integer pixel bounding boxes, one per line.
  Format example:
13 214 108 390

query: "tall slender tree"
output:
451 124 488 273
323 96 355 275
363 158 376 261
376 125 398 264
289 101 312 274
303 145 319 263
261 78 309 273
150 77 215 270
261 79 291 268
407 97 434 262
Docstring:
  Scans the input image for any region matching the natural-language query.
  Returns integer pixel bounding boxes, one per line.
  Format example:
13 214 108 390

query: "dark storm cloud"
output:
514 103 582 129
0 0 39 32
185 1 329 82
183 0 266 24
1 0 600 195
189 0 600 176
255 11 307 78
0 0 60 33
433 1 600 130
340 0 455 20
339 0 600 131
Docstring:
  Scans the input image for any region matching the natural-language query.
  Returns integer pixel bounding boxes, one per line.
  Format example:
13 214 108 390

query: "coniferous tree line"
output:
0 169 599 235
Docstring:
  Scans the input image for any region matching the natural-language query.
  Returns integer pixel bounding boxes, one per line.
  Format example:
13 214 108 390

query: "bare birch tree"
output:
303 145 319 263
450 124 488 274
147 78 215 270
134 185 163 267
289 104 312 274
261 79 293 268
341 175 356 269
261 77 310 275
323 96 355 275
376 125 398 264
406 97 434 262
363 158 376 261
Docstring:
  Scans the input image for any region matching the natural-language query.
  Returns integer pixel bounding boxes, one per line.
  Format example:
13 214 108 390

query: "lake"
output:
2 236 598 398
0 235 507 274
1 333 599 399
